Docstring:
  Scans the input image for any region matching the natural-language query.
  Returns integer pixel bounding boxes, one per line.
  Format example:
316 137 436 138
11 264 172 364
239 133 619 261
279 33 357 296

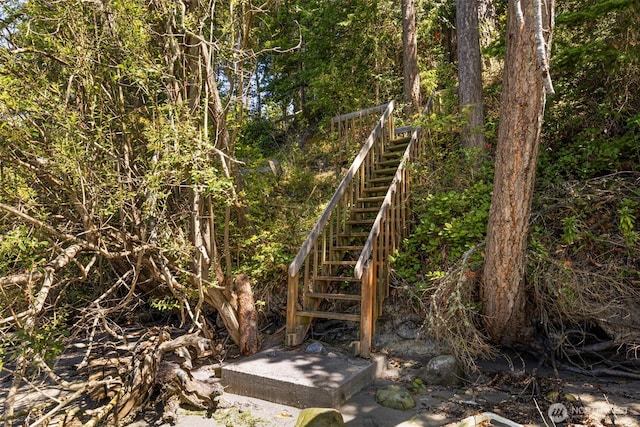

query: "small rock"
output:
396 321 420 339
295 408 345 427
416 354 464 386
305 341 326 354
375 385 416 410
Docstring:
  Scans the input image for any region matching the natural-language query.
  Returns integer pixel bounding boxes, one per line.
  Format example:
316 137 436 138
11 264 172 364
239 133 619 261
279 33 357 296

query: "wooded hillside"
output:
1 0 639 424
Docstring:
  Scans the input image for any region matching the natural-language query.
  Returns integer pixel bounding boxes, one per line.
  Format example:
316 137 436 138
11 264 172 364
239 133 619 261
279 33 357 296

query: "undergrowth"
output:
390 115 640 373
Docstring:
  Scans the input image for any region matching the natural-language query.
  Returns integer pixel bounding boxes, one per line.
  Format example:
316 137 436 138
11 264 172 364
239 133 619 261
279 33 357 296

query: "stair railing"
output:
331 103 391 175
286 101 396 348
354 93 439 356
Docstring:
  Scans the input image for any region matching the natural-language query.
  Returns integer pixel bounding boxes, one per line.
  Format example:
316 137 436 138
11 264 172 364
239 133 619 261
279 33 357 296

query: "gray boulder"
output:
416 354 464 386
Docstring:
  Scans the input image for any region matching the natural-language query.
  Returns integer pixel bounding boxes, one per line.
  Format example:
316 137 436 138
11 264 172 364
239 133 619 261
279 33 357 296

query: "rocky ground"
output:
123 347 640 427
2 313 640 426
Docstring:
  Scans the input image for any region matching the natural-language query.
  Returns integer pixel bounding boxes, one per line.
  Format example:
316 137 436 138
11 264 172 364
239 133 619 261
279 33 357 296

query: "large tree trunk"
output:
402 0 421 113
456 0 485 149
482 0 554 344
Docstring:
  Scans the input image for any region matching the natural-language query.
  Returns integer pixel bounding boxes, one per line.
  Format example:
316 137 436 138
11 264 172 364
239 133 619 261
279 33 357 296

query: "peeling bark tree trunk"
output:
236 274 259 355
402 0 421 113
482 0 554 345
456 0 485 149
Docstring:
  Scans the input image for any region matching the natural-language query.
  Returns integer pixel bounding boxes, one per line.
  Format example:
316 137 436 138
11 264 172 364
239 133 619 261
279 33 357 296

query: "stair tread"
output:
338 232 370 238
378 159 401 167
369 176 394 184
306 292 362 301
296 310 360 322
352 206 381 213
381 151 402 161
315 275 361 282
330 245 364 251
323 260 357 266
391 136 411 144
363 186 389 193
358 196 385 203
374 167 399 175
346 219 375 225
388 144 409 153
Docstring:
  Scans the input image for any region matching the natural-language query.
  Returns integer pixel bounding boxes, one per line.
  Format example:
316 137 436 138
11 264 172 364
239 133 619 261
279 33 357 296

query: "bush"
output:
392 155 493 285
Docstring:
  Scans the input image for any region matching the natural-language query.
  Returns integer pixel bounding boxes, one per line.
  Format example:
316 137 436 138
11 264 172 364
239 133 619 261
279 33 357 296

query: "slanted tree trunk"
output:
456 0 485 149
402 0 421 113
482 0 555 344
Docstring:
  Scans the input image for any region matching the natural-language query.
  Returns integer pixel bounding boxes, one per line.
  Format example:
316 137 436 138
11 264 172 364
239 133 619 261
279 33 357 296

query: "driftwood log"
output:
84 330 223 426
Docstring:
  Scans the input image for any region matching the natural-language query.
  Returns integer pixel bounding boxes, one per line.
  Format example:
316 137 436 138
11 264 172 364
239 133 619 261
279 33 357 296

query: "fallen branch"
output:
28 379 122 427
557 363 640 380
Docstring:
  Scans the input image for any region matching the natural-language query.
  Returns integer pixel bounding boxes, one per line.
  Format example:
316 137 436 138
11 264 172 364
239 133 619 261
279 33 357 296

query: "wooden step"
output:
368 176 394 185
374 166 398 175
391 136 411 144
352 206 381 214
394 127 414 135
314 275 361 282
322 260 357 266
330 245 363 251
338 232 370 238
306 292 362 301
387 141 409 152
380 151 402 160
363 185 389 194
346 218 375 226
296 310 360 322
377 158 401 167
358 196 385 204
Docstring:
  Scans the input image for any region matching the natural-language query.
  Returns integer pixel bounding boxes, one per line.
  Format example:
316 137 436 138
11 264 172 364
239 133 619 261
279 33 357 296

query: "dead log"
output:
82 329 222 425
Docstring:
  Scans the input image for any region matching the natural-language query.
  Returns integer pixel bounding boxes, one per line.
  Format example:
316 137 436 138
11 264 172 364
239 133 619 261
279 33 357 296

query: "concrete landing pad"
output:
221 345 384 409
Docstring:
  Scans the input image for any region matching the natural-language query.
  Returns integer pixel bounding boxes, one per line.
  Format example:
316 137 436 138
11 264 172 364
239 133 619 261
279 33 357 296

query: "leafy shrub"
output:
393 179 492 284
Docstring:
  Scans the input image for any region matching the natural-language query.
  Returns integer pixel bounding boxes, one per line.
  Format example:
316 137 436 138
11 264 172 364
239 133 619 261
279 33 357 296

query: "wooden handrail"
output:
354 130 417 279
288 101 395 277
330 103 390 126
354 92 438 279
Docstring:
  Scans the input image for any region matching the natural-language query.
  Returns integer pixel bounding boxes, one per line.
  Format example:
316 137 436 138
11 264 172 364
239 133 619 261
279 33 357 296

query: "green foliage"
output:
561 215 581 246
0 226 50 274
150 297 181 312
538 125 640 183
237 115 286 159
411 377 428 395
259 0 402 122
618 199 639 247
236 146 338 292
393 172 492 284
16 309 69 363
239 231 290 286
542 0 640 183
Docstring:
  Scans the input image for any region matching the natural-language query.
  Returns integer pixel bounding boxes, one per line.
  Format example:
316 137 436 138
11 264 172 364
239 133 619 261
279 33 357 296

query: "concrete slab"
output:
221 345 384 409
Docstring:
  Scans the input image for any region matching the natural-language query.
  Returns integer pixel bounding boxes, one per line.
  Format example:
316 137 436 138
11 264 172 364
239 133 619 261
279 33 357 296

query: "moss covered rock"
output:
295 408 345 427
375 385 416 410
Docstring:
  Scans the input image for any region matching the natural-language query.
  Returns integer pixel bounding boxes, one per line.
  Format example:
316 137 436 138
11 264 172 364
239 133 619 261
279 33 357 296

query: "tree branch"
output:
533 0 554 94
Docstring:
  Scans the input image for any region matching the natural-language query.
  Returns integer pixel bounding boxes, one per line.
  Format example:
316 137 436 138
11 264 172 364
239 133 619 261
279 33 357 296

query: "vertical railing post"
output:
286 272 300 346
360 261 374 358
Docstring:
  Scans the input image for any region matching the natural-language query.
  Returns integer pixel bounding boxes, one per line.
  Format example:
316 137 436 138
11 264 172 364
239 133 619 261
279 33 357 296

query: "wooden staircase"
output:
286 96 438 357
